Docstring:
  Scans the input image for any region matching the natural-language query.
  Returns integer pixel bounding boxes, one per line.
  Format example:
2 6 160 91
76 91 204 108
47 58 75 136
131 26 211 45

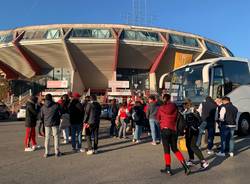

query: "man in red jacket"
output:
157 94 190 176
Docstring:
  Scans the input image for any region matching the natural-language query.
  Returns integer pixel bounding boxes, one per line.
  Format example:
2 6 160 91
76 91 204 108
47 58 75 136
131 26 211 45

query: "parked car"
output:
17 105 26 121
0 102 10 120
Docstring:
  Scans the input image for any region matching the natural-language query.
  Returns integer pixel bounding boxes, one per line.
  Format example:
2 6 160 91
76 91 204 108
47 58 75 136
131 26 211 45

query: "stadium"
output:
0 24 234 97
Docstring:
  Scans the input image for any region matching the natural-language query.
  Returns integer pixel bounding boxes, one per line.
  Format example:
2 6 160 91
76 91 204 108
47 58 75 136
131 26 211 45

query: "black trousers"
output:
185 131 204 161
85 124 99 150
161 129 179 154
110 118 118 136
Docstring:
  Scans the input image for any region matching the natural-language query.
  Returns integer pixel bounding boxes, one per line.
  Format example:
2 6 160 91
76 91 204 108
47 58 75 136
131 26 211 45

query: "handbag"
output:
60 113 71 129
178 136 188 152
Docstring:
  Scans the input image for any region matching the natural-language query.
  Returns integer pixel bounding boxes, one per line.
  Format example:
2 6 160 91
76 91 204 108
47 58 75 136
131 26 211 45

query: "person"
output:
196 96 217 154
84 94 102 155
59 94 71 144
69 92 84 152
146 95 161 145
24 96 40 152
182 99 209 169
40 94 62 158
82 96 91 141
216 97 238 157
109 99 118 137
132 101 146 143
157 94 190 176
37 98 45 137
117 102 129 139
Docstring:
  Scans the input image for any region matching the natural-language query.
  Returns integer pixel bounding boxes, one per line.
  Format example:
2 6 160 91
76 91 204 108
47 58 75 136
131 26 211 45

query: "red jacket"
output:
157 102 178 131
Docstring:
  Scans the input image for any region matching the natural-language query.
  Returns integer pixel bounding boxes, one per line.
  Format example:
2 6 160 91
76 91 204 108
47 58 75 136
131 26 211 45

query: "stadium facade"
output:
0 24 234 95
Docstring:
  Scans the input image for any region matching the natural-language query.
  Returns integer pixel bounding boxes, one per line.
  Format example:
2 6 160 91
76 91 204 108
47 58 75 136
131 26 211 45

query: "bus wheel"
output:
238 114 250 136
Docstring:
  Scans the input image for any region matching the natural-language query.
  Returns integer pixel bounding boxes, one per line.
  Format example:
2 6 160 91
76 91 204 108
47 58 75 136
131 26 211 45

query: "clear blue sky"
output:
0 0 249 58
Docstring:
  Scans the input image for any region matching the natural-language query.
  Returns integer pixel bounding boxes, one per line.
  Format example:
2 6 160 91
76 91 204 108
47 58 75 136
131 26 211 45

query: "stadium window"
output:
169 34 199 48
121 30 160 42
43 29 61 39
0 33 13 43
70 28 113 39
205 41 222 55
23 30 46 40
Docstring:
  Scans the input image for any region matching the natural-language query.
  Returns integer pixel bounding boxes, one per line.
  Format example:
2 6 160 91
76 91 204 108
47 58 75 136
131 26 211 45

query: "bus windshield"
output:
167 64 209 103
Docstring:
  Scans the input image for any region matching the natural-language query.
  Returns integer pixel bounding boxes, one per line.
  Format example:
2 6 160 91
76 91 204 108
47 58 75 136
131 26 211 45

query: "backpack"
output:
132 107 145 125
176 111 186 136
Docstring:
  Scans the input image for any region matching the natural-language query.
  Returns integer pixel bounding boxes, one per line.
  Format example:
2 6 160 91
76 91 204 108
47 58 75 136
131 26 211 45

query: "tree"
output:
0 79 10 101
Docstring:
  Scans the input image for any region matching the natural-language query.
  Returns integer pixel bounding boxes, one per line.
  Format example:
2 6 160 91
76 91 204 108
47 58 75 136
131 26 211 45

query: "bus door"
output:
211 66 225 98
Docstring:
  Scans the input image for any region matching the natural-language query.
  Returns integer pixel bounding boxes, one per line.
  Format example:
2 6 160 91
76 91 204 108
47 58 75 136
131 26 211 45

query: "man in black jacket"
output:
109 99 118 137
84 94 101 155
216 97 238 157
40 94 62 158
196 96 217 154
24 96 39 152
69 92 84 152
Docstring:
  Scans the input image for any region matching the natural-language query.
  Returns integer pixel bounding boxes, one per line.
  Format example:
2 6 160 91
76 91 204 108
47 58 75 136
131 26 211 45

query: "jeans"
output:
118 119 127 138
86 124 99 150
134 125 143 140
220 125 235 153
149 119 161 142
61 128 69 142
71 124 82 149
196 121 207 147
45 126 60 155
110 118 118 136
207 126 215 150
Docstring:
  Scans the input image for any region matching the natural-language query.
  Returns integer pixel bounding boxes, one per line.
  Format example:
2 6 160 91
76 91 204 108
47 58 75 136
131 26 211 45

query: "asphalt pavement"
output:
0 120 249 184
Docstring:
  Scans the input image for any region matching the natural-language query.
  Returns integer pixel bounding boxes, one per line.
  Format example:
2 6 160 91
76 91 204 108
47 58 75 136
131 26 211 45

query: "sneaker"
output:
207 150 214 155
216 152 226 157
55 152 63 158
201 160 209 169
62 140 69 144
151 142 157 146
229 152 234 157
132 139 136 143
24 147 34 152
160 166 173 176
80 149 85 153
94 150 98 154
32 145 41 150
43 154 49 158
186 160 195 166
135 140 141 144
86 150 94 155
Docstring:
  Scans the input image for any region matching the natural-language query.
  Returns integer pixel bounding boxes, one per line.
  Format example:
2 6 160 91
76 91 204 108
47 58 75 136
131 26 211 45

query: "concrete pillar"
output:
149 72 157 92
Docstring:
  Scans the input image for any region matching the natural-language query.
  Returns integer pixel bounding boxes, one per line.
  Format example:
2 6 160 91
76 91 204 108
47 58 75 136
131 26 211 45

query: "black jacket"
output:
84 101 101 126
40 100 61 127
69 99 84 125
110 104 118 120
223 103 238 126
201 99 217 127
132 105 146 126
25 100 38 127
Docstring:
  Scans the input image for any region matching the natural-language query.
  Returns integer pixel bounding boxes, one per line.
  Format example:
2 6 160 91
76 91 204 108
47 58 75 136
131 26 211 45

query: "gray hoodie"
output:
146 102 159 120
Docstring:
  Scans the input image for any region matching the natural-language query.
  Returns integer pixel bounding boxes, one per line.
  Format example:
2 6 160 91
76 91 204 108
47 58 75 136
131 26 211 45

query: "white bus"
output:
159 57 250 135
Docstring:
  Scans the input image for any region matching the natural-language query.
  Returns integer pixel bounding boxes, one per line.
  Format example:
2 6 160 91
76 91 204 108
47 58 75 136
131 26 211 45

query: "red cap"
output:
72 92 81 98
